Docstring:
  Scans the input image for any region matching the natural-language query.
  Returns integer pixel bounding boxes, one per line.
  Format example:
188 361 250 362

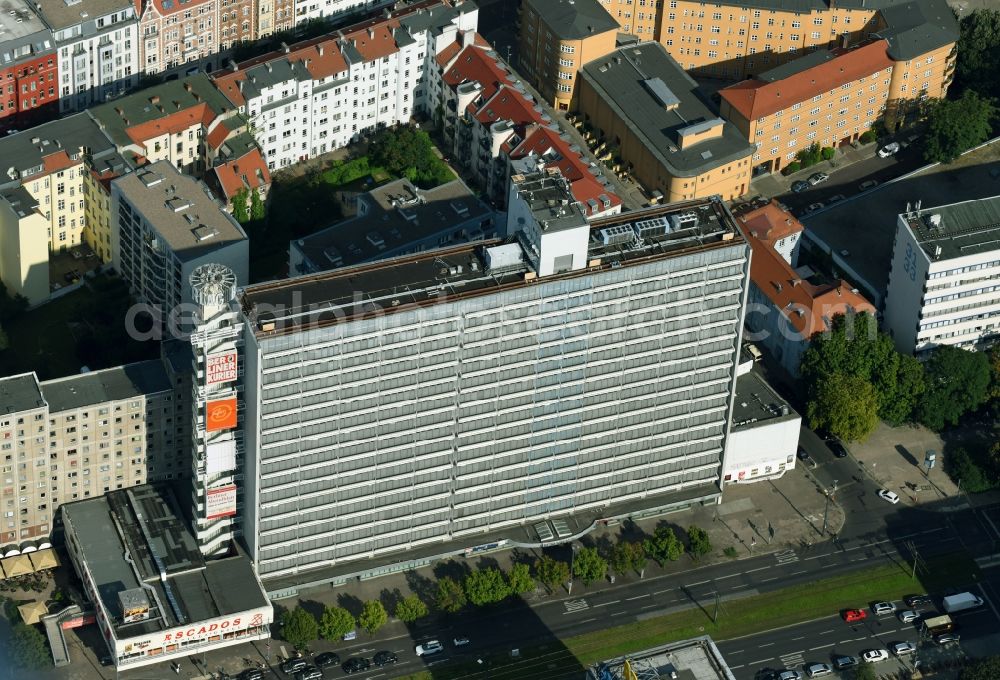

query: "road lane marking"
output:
792 570 807 575
610 611 627 617
745 567 769 573
760 577 778 582
625 594 648 601
810 643 835 650
820 630 834 635
686 580 710 586
592 600 620 607
716 573 740 580
749 659 771 665
759 643 774 648
791 636 804 640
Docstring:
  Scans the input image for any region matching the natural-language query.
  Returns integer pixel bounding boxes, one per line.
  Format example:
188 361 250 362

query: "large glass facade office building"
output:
235 196 751 581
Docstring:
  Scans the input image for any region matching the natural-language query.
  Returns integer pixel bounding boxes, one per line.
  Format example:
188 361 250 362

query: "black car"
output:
342 657 371 674
373 651 398 667
796 447 810 461
827 440 848 458
281 657 309 675
315 652 341 668
239 670 264 680
791 180 809 193
905 594 933 607
832 655 858 670
293 666 323 680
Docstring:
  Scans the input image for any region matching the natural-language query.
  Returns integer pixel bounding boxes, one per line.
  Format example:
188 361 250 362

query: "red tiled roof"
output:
738 201 803 247
212 71 246 108
213 148 271 200
41 150 74 174
474 85 544 128
125 103 215 145
443 44 512 103
720 40 893 121
737 210 874 338
293 40 349 80
341 21 399 62
149 0 213 16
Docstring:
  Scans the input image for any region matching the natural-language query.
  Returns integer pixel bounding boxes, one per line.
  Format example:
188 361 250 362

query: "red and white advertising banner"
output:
206 350 238 386
205 485 237 520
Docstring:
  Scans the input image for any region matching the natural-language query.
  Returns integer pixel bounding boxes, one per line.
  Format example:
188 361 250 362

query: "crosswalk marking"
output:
775 549 799 565
564 599 590 613
780 651 805 668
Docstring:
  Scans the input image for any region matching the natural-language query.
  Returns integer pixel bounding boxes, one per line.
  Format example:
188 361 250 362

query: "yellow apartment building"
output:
518 0 619 110
577 42 755 202
719 39 894 174
0 188 50 305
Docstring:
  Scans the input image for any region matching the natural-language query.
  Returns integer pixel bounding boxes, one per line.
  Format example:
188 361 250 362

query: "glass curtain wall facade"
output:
242 244 749 579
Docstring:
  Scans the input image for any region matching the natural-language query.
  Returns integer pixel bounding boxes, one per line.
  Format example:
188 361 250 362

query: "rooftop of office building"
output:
0 373 45 415
32 0 133 31
40 360 172 413
0 113 115 187
731 370 798 430
580 42 756 178
61 485 268 639
113 160 247 262
295 177 493 270
240 197 744 337
901 195 1000 261
521 0 618 41
510 165 590 233
0 0 50 54
586 636 737 680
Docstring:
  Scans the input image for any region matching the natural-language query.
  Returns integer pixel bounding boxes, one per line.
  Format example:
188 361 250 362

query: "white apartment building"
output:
111 161 249 325
34 0 139 113
884 196 1000 355
231 195 749 585
211 0 478 170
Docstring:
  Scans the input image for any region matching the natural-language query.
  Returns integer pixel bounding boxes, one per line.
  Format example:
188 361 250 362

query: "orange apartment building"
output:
719 39 894 174
517 0 619 110
577 42 755 202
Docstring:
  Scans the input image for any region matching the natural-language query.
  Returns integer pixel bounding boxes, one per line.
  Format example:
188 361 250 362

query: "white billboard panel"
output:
206 440 237 474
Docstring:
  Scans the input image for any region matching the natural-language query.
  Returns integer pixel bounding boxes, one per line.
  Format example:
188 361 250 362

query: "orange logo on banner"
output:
206 398 237 432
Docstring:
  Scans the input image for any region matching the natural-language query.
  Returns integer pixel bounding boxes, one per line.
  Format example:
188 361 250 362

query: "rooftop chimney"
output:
318 44 324 56
149 95 160 104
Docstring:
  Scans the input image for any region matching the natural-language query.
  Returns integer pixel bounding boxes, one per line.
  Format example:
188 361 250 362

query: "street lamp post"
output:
568 544 577 595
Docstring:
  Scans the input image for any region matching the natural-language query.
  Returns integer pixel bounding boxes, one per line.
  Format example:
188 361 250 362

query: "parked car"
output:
898 610 920 623
807 202 824 212
314 652 340 668
239 670 263 680
872 601 897 615
453 636 470 647
878 142 900 158
832 655 858 670
777 671 802 680
891 641 917 657
805 662 832 677
843 608 867 622
341 657 370 674
878 489 900 504
808 172 829 185
934 633 961 645
862 649 889 663
826 439 848 458
905 594 933 607
827 194 846 203
293 665 322 680
281 658 308 675
858 179 879 191
373 651 398 667
415 640 444 657
791 180 810 193
796 447 811 461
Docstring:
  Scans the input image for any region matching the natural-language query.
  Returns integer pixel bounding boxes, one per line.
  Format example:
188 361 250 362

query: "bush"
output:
322 157 372 186
859 130 876 144
687 526 712 560
723 546 739 559
821 146 836 161
782 161 802 175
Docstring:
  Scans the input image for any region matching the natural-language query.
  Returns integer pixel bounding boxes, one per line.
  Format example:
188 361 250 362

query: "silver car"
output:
805 662 832 677
898 610 920 623
891 641 917 657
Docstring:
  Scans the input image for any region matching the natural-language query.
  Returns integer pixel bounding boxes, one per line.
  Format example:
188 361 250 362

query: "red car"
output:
843 608 868 622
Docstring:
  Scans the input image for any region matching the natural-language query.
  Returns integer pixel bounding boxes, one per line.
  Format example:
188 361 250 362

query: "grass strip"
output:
393 551 978 680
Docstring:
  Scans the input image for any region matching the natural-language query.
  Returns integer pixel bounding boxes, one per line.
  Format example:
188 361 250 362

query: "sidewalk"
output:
750 140 878 198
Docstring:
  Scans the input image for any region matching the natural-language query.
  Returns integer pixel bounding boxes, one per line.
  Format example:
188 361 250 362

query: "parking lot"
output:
48 244 101 293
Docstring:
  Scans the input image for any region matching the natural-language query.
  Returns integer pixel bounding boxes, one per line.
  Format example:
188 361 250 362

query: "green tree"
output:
628 541 648 575
821 146 836 161
318 605 355 640
795 142 822 167
572 547 607 586
394 595 428 623
608 542 633 576
280 607 318 649
463 567 510 606
231 187 250 223
916 345 992 430
643 526 684 565
534 555 570 593
506 562 535 595
369 126 433 177
435 576 467 613
807 372 879 442
8 623 50 669
358 600 387 635
955 9 1000 99
250 188 266 221
945 447 993 493
854 663 878 680
879 354 926 426
960 654 1000 680
988 343 1000 402
923 90 997 163
859 130 876 144
687 526 712 560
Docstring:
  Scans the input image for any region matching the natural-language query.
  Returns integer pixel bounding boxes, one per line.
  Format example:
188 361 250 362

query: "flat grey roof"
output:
113 160 247 263
731 371 797 429
0 0 50 55
63 485 268 639
40 360 172 413
510 168 589 233
0 114 115 188
580 42 755 178
242 197 744 337
0 373 44 415
803 145 1000 302
32 0 133 31
296 178 493 269
903 196 1000 261
588 637 736 680
0 185 39 218
522 0 618 40
874 0 957 61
